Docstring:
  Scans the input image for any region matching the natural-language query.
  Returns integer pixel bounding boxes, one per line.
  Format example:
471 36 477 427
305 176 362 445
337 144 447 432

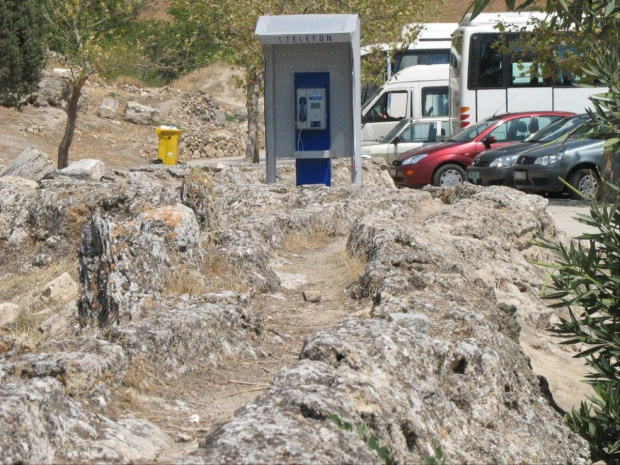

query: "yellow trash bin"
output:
155 125 183 165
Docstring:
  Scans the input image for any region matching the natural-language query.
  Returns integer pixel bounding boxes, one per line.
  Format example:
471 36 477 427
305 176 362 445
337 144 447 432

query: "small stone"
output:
302 290 321 303
175 433 193 443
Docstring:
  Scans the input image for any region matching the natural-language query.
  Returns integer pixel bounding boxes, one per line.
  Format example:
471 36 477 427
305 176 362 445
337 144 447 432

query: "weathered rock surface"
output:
0 303 21 328
124 101 158 125
98 97 119 119
40 272 79 308
58 158 106 181
186 318 587 465
30 74 70 108
0 147 54 181
0 160 590 463
79 203 202 327
0 377 172 463
0 175 39 189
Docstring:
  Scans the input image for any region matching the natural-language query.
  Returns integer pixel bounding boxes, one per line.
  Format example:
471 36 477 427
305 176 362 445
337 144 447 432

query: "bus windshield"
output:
448 116 501 142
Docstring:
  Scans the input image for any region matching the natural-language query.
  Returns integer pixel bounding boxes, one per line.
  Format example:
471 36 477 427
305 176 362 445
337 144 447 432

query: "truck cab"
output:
361 64 450 143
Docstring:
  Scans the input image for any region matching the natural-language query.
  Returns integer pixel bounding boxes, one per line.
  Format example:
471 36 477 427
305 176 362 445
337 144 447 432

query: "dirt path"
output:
105 236 369 461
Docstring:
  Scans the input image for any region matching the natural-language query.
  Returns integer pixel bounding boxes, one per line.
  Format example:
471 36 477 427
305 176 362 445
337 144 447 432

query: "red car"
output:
389 111 574 188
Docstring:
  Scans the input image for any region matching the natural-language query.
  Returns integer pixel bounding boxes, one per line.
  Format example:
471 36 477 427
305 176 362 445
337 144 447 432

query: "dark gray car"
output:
512 129 619 198
467 114 589 187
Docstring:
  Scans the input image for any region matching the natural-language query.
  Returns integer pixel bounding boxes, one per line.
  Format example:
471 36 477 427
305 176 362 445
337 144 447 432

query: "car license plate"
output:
468 171 480 182
514 171 526 181
389 168 396 177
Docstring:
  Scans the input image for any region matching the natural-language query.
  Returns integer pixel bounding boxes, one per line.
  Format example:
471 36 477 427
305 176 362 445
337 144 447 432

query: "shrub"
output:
0 0 46 108
532 180 620 464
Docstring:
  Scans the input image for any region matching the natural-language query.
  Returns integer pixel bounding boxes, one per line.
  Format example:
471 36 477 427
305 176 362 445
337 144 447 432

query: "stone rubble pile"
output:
169 90 249 160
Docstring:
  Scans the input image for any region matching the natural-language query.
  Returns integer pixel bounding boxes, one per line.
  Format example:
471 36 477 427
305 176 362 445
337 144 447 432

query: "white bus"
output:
448 12 607 135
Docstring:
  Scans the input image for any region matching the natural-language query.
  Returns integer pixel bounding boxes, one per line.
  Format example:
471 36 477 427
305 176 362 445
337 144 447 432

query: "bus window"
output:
422 87 449 116
511 61 544 86
477 34 503 88
392 50 450 74
441 121 451 138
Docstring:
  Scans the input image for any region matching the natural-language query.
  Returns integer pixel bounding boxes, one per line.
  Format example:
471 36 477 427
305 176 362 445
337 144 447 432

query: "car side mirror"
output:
483 135 497 149
393 136 401 145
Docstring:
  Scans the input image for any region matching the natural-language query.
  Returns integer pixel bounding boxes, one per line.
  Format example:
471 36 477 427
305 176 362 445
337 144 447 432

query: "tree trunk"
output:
245 65 262 164
598 149 616 202
57 77 86 169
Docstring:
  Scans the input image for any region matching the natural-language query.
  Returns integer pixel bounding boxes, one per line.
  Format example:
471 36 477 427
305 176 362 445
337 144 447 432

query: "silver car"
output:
362 118 448 164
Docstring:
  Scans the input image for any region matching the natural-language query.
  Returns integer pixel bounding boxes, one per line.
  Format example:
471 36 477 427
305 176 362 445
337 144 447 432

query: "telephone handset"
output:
296 88 326 130
298 96 307 123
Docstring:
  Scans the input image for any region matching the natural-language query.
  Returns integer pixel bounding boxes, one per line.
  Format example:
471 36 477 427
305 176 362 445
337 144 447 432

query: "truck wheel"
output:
569 169 600 200
432 164 466 188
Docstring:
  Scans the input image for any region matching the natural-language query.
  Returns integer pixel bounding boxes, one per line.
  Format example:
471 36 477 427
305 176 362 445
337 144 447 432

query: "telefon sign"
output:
278 34 333 43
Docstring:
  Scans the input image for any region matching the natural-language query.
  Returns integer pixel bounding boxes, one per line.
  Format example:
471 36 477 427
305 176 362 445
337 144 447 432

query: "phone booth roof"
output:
255 14 359 44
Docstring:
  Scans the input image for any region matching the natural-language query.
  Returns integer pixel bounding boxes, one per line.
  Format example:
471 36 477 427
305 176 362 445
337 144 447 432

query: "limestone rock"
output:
124 101 158 125
31 75 70 107
38 300 77 336
98 97 119 119
0 377 172 463
58 159 106 181
0 176 39 189
302 290 321 303
40 273 79 309
79 204 202 327
187 318 588 465
180 168 220 231
0 148 54 182
0 303 21 328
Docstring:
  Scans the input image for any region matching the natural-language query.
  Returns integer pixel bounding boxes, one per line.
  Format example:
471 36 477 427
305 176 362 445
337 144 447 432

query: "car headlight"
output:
534 152 564 165
401 154 428 165
489 154 518 168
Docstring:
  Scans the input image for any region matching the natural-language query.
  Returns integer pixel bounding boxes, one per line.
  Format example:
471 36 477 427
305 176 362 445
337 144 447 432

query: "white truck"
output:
361 64 450 143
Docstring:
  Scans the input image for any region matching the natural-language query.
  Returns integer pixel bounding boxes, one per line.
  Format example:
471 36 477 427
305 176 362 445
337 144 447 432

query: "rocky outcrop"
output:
31 75 70 108
0 377 172 463
0 147 55 182
186 318 587 465
0 159 589 463
79 204 202 327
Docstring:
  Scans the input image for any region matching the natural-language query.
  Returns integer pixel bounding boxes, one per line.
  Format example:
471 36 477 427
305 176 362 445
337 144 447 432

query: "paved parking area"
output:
546 198 599 237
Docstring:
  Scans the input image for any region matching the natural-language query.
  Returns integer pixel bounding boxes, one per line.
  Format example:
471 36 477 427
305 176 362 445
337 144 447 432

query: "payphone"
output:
255 14 362 185
296 88 327 130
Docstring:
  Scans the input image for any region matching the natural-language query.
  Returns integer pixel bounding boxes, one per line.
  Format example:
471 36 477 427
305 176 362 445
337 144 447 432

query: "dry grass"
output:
170 63 245 108
163 266 208 296
336 249 367 285
163 250 250 296
110 75 149 88
282 229 332 252
0 259 78 310
0 258 79 348
202 254 250 294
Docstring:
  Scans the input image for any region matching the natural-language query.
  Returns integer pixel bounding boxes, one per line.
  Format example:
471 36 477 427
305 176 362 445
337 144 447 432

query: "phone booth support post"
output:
255 14 362 186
